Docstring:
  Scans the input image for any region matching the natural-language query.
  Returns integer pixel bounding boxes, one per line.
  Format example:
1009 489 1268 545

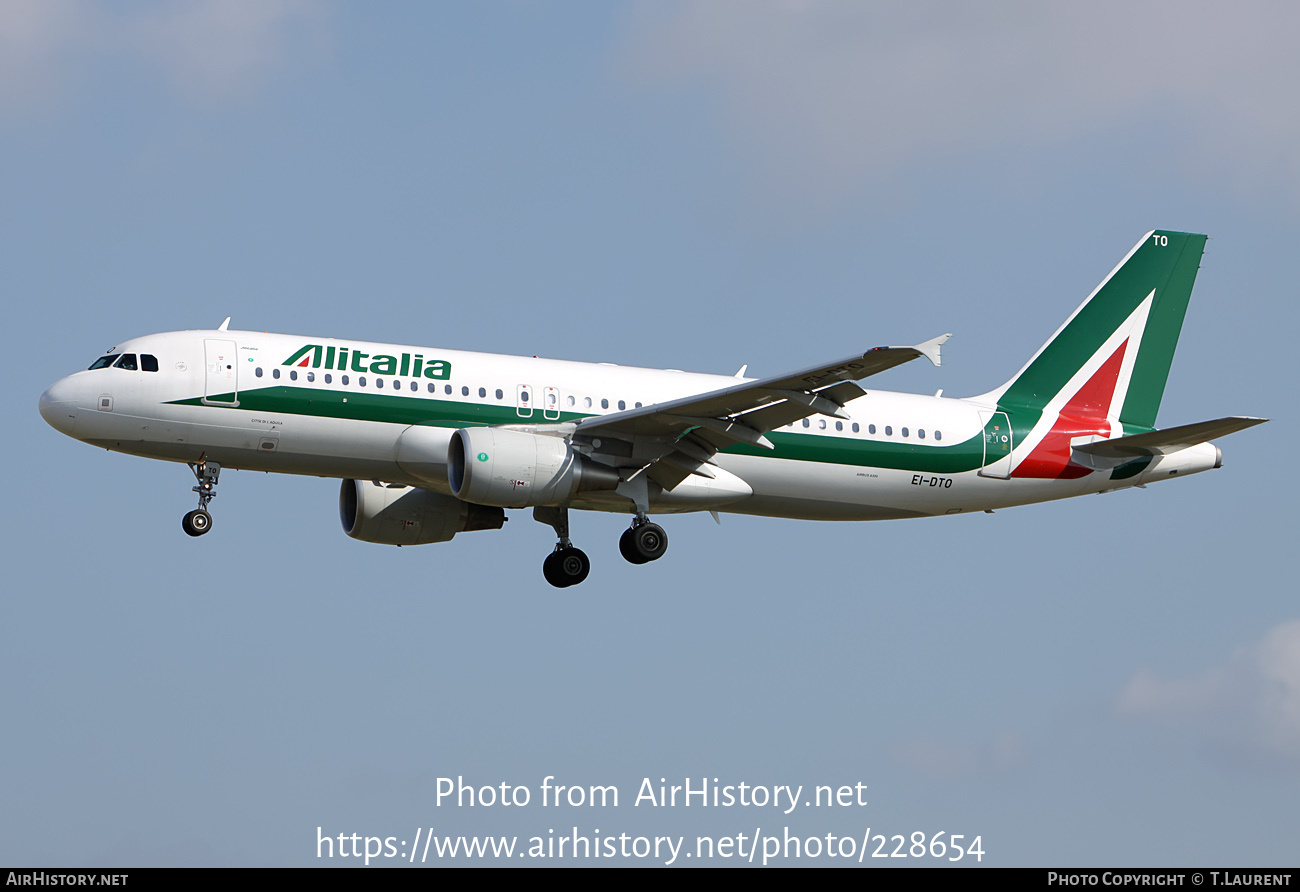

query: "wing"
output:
571 334 951 492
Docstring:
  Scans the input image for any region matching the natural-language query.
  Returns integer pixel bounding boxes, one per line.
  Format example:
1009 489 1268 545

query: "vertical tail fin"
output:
986 230 1207 433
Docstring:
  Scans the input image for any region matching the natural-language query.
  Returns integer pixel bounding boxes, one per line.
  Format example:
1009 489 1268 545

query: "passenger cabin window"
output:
255 367 264 378
273 368 281 379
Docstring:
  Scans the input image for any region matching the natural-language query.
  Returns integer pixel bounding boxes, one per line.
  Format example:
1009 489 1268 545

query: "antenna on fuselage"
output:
217 317 231 331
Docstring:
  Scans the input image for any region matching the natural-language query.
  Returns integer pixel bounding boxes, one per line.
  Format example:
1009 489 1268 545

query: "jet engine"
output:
339 479 505 546
448 427 619 508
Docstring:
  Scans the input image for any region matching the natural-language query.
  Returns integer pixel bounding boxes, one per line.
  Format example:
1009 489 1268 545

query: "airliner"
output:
39 230 1265 587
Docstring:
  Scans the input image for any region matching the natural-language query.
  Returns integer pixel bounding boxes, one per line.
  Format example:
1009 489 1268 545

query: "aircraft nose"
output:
39 376 81 437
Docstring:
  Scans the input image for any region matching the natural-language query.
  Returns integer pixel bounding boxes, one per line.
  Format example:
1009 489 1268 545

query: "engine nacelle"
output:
448 427 620 508
339 479 505 546
395 424 452 484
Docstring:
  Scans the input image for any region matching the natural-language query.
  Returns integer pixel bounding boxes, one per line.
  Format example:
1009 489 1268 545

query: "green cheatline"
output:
169 386 993 473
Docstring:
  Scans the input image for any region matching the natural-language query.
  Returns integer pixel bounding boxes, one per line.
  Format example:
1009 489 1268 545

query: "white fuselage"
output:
38 328 1219 523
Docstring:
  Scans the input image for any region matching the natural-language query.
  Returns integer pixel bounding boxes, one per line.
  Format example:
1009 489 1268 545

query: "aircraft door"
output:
978 411 1013 478
516 384 533 418
543 386 560 420
203 339 239 406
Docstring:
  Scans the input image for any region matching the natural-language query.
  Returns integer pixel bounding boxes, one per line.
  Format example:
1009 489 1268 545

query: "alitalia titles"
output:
283 344 451 379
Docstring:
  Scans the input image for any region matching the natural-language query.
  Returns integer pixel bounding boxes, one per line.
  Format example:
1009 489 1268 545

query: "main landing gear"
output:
182 459 221 537
543 547 591 588
614 474 668 566
619 519 668 565
533 506 670 587
534 506 590 588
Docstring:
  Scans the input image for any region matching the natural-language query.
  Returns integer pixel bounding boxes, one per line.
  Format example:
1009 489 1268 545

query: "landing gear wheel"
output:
634 522 667 561
543 547 590 588
621 522 667 564
619 526 648 564
182 509 212 537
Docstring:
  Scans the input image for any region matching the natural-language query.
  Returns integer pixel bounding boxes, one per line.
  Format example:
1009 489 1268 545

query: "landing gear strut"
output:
534 506 590 588
182 459 221 537
614 472 668 565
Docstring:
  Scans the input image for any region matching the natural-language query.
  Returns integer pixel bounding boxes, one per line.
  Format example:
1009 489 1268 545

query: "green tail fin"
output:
990 230 1207 432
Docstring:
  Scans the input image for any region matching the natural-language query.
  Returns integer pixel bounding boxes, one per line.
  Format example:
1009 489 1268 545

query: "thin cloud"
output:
894 728 1026 780
1117 620 1300 766
627 1 1300 206
131 0 326 99
0 0 87 107
0 0 326 109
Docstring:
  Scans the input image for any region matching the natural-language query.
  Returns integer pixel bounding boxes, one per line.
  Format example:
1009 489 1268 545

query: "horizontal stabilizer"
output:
1073 416 1267 460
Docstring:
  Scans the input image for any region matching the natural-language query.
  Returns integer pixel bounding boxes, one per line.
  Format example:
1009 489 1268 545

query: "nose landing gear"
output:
182 459 221 537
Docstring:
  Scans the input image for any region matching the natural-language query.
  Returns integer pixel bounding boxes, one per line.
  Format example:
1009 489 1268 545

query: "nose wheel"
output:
182 509 212 537
183 459 221 537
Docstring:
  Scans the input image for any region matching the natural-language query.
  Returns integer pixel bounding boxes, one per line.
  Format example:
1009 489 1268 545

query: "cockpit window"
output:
113 354 138 370
88 354 120 370
141 354 159 372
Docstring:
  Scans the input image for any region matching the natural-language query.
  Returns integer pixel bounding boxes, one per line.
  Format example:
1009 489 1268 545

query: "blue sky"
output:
5 1 1295 866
